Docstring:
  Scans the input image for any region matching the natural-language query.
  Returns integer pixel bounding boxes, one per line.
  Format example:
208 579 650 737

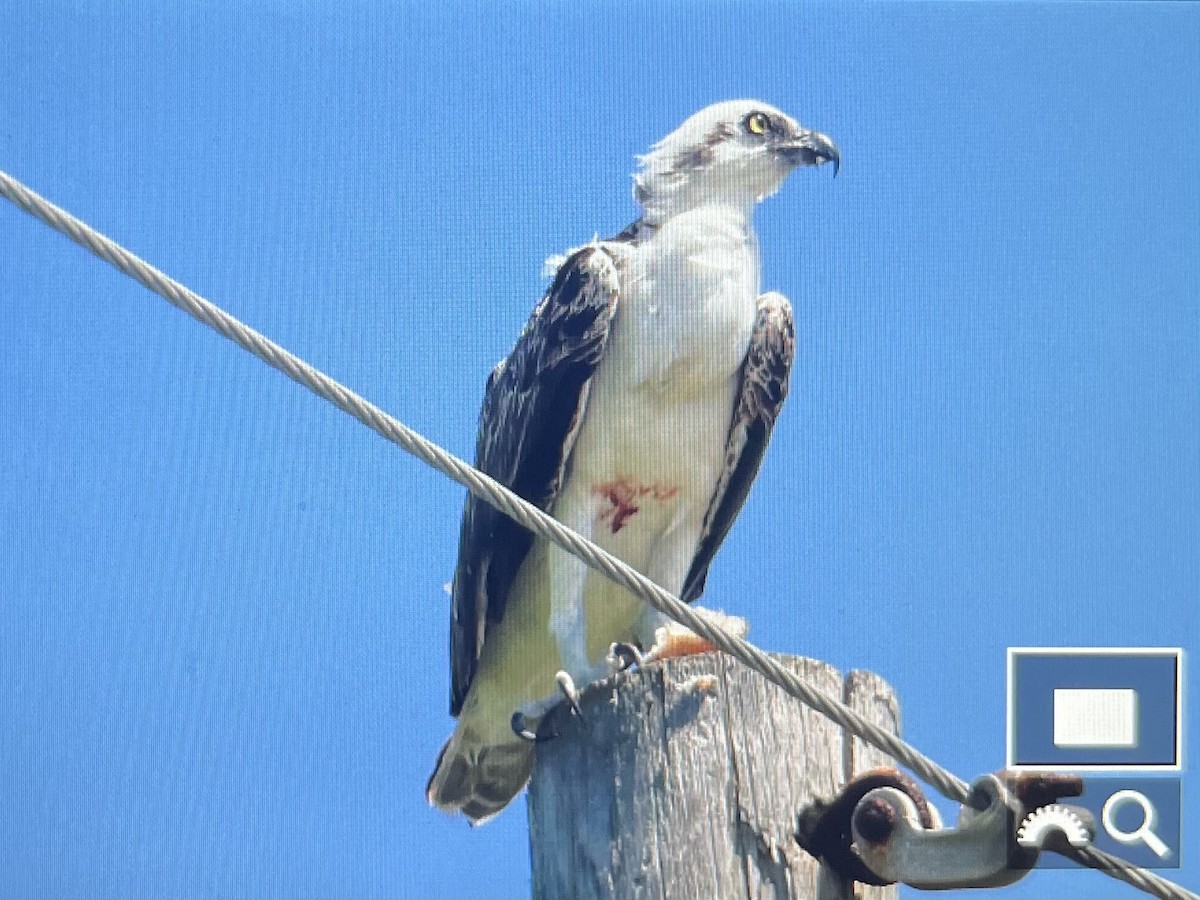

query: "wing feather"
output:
680 292 795 603
448 247 621 715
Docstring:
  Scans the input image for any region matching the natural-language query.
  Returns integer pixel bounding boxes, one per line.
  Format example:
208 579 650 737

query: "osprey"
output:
427 100 838 823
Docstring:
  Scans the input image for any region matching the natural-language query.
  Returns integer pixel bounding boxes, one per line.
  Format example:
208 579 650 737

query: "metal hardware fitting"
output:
851 773 1026 889
798 768 1087 895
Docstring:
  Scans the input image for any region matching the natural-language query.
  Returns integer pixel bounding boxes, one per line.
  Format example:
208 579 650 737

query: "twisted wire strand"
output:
3 168 1195 900
1061 845 1197 900
0 168 968 805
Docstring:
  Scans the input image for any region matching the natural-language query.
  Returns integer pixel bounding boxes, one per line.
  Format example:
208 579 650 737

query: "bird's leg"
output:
636 518 741 664
632 516 693 664
547 507 599 684
632 605 671 660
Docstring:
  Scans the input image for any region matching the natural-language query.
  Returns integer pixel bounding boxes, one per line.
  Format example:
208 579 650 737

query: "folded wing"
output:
449 247 621 716
681 292 795 603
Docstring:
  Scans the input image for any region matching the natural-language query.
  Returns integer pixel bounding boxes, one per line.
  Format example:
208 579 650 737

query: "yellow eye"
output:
746 112 770 135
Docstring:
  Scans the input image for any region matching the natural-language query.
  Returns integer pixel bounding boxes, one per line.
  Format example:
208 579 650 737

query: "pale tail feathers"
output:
426 728 534 825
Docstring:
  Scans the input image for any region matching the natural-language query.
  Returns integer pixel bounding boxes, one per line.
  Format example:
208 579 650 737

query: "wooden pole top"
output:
527 652 900 900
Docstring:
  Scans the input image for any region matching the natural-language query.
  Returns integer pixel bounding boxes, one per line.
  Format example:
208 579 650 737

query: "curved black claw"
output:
510 710 559 743
609 641 644 671
555 670 584 722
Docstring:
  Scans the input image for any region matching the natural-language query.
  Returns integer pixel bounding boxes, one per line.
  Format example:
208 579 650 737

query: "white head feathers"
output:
632 100 838 224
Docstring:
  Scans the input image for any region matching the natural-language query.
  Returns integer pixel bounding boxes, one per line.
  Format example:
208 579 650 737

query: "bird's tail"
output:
426 723 535 825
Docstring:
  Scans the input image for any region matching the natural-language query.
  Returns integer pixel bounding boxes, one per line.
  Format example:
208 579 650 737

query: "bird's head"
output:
633 100 839 223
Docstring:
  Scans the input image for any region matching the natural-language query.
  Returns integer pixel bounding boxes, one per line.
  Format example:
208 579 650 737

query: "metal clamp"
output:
851 773 1026 890
798 769 1087 895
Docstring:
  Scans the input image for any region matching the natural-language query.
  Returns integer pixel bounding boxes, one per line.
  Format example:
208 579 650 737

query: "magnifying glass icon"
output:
1102 790 1172 859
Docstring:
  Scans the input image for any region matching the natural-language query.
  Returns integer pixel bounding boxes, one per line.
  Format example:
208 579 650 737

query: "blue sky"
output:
2 2 1197 897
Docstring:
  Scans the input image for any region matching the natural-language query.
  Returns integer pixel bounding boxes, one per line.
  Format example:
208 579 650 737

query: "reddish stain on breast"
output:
593 479 680 533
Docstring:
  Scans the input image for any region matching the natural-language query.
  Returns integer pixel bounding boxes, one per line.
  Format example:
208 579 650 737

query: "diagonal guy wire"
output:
2 169 1195 900
0 167 965 801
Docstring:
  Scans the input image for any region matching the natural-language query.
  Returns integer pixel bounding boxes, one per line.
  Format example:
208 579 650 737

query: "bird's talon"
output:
510 710 539 742
555 670 585 721
511 710 560 743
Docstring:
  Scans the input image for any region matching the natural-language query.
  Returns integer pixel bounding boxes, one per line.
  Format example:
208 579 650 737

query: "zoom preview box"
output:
1007 648 1183 869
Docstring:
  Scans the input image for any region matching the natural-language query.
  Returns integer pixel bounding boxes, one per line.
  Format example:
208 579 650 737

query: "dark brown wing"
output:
680 292 795 603
448 246 621 715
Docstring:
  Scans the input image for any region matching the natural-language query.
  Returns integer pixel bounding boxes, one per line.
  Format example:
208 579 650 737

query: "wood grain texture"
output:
527 654 901 900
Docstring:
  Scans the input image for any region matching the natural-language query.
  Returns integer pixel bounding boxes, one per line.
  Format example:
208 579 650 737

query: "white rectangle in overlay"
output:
1053 688 1138 748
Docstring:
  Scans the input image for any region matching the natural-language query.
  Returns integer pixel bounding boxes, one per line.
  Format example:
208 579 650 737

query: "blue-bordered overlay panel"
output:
1007 648 1182 771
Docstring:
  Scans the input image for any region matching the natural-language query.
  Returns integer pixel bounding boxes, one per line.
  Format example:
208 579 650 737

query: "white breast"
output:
558 204 761 574
613 206 760 392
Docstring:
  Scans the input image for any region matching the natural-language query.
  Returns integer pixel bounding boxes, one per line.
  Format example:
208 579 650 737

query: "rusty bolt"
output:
854 795 897 844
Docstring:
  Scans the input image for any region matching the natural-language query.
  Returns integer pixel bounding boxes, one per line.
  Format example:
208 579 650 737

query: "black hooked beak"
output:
777 130 840 176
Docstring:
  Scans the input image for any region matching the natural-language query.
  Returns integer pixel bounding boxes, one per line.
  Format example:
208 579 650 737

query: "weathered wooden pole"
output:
527 653 900 900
